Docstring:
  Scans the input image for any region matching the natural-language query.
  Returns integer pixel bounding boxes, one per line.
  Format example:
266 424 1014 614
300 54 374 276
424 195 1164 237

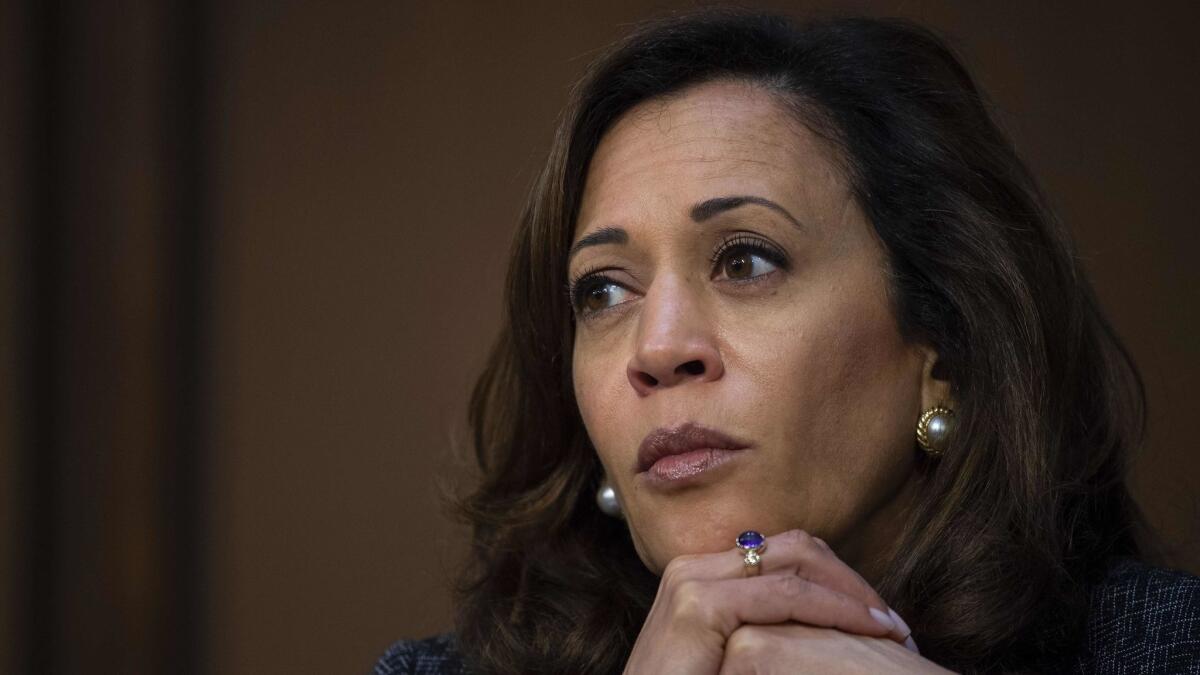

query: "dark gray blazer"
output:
373 558 1200 674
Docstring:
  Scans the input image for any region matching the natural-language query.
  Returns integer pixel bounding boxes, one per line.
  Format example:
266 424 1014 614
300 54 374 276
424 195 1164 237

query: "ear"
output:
918 345 954 411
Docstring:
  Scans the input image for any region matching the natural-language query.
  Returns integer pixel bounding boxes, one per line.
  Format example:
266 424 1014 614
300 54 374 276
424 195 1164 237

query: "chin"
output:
634 497 792 573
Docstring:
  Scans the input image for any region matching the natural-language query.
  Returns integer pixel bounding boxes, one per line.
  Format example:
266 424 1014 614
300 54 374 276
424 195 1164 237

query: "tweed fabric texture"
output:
1066 559 1200 674
373 632 465 675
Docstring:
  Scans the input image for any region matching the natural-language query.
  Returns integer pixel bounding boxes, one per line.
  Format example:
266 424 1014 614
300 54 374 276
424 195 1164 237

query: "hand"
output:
622 529 920 675
719 623 954 675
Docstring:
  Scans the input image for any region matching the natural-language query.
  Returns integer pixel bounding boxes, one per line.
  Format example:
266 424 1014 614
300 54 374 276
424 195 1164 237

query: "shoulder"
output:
372 633 466 675
1071 558 1200 674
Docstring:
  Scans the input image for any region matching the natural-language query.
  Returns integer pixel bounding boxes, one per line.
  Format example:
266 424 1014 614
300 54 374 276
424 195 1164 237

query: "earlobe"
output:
918 346 954 411
915 346 956 458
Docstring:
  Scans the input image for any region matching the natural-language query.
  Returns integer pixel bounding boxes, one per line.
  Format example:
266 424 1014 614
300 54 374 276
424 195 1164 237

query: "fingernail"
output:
888 608 919 654
887 608 912 636
868 607 896 631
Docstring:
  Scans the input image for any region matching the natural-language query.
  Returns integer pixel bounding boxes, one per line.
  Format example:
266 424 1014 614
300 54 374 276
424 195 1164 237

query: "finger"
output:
686 529 889 613
670 573 897 642
717 623 932 675
756 531 912 646
664 529 908 645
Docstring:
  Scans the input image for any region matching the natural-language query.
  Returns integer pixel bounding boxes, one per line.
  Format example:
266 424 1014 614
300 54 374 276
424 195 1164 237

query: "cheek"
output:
820 302 909 408
572 339 631 472
744 274 919 468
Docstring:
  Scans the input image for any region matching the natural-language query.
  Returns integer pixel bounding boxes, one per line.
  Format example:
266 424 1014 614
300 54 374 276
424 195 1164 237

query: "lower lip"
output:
641 448 745 487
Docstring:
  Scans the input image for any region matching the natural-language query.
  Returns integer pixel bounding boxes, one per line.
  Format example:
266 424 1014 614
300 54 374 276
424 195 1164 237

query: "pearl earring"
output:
596 479 623 518
916 405 955 457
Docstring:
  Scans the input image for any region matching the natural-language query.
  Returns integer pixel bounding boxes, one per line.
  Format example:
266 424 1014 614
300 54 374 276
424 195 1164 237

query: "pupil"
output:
728 254 749 277
587 287 608 309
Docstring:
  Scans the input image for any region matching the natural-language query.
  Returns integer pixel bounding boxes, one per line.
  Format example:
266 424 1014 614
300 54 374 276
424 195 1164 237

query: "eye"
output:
711 235 788 282
569 273 633 317
718 249 778 280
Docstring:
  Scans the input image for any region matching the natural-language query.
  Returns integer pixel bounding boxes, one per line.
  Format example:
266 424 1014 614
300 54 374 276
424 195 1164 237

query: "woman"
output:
375 10 1199 674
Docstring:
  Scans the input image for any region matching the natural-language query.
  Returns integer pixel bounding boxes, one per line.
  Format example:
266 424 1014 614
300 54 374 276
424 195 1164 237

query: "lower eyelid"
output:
572 278 634 315
717 269 781 287
576 294 636 321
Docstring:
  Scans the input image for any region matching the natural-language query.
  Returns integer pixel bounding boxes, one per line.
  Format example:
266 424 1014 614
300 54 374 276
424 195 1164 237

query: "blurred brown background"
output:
3 1 1198 674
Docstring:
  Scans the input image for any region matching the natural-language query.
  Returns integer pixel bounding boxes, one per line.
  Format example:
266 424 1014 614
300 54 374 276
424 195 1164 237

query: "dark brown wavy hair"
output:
453 10 1155 674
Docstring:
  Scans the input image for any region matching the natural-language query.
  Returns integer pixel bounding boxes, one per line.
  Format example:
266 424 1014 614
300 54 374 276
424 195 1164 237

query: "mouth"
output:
636 422 751 485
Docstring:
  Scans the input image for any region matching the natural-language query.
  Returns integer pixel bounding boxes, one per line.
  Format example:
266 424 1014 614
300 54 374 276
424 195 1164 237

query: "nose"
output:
626 276 724 396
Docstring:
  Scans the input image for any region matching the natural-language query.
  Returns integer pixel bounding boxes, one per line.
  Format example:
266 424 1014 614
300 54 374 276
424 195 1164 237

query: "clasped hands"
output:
623 529 956 675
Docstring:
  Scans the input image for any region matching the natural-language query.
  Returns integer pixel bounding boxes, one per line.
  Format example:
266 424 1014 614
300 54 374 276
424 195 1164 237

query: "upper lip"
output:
636 422 750 473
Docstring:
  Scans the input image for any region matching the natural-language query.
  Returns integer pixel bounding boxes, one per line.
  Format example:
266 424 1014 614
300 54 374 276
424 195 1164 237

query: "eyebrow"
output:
568 226 628 263
690 195 804 230
568 194 803 263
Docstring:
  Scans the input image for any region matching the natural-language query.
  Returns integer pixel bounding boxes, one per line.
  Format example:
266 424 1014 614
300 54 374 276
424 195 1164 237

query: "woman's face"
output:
569 79 949 578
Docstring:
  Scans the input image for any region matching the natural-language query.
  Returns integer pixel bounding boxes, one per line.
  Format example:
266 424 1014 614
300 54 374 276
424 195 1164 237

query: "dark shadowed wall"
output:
7 2 1199 674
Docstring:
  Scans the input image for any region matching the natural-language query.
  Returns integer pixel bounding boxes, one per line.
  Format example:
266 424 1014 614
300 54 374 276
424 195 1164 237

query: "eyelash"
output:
563 263 609 318
565 234 790 319
708 234 789 270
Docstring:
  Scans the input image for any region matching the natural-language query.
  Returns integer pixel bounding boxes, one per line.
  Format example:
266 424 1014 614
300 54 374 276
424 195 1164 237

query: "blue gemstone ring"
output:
736 530 767 576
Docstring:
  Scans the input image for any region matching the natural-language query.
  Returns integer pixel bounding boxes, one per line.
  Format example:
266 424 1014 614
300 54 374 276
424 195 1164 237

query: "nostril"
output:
636 372 659 388
678 360 705 376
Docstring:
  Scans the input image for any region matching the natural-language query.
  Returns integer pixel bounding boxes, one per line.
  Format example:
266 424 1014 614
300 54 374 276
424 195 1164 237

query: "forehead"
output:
575 79 843 238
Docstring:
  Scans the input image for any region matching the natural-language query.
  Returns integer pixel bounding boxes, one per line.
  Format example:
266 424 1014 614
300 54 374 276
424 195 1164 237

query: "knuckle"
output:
779 529 823 559
773 574 810 598
669 579 716 625
725 625 770 660
831 588 858 611
720 624 777 667
779 528 813 547
661 553 701 584
776 530 842 577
